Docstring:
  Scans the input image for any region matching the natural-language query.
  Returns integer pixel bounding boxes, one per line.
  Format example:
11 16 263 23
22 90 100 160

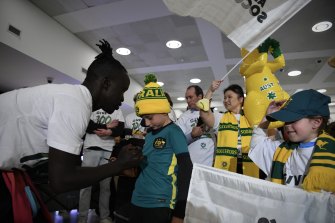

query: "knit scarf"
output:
270 132 335 192
214 111 260 178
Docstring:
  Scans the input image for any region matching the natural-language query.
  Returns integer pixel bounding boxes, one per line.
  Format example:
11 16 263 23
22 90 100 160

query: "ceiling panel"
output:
5 0 335 118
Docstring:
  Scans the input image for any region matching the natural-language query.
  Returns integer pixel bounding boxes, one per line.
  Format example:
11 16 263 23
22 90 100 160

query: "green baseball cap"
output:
266 89 331 123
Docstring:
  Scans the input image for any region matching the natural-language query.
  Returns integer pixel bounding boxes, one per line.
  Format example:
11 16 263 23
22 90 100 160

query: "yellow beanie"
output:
135 73 171 116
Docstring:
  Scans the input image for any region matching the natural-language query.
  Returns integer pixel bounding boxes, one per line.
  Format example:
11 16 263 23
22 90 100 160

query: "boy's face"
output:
142 114 170 130
284 117 322 143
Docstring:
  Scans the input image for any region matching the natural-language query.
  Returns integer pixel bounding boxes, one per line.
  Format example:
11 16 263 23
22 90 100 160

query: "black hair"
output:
164 92 173 107
86 39 127 81
187 85 204 98
224 84 244 100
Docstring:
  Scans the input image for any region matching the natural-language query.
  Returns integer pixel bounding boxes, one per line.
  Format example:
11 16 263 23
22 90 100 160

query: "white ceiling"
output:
1 0 335 117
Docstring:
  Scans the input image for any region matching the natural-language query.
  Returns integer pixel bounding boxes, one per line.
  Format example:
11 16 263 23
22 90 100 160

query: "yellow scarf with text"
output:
270 132 335 193
214 111 259 178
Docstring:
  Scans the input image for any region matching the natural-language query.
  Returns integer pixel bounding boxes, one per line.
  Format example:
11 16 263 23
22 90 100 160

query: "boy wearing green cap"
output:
249 89 335 193
129 74 193 223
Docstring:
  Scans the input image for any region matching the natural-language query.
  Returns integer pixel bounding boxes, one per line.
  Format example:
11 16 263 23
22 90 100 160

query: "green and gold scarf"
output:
270 132 335 192
214 111 260 178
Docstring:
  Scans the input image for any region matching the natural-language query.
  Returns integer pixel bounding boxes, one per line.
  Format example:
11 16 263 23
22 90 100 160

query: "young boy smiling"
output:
129 74 193 223
249 89 335 193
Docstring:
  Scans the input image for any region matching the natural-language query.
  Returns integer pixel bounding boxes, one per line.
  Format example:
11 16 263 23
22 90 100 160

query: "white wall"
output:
0 0 95 82
0 0 142 106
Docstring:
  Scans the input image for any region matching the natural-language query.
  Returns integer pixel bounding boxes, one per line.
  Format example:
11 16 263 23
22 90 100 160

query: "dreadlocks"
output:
86 39 127 81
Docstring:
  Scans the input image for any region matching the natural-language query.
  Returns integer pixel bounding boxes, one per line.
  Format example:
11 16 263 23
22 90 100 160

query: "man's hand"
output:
171 217 183 223
94 128 112 136
115 144 143 169
191 126 204 138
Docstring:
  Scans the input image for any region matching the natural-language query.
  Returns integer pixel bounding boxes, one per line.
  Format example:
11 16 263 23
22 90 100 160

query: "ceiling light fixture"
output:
329 102 335 106
317 89 327 93
157 81 164 86
312 21 332 32
166 40 182 49
190 78 201 83
116 47 131 55
288 70 301 77
177 97 185 101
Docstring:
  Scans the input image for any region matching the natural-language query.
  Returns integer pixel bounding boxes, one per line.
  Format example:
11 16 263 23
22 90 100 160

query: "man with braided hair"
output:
0 39 143 222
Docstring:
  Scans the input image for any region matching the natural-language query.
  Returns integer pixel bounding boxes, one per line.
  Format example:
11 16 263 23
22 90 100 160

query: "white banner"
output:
185 164 335 223
163 0 310 51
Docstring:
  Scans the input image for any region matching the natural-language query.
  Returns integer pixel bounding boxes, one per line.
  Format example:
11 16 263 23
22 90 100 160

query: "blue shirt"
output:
131 122 188 209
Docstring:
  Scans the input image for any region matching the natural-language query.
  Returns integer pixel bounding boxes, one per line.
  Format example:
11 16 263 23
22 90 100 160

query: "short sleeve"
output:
249 127 282 176
169 125 189 155
47 95 90 155
213 111 223 132
114 109 125 122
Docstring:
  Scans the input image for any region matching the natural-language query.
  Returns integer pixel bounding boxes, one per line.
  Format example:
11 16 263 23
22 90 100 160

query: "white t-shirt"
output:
176 109 215 166
83 109 124 151
125 112 146 137
0 84 92 169
249 127 315 188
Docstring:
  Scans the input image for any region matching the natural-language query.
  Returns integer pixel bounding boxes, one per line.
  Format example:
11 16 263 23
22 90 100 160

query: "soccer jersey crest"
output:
153 137 166 149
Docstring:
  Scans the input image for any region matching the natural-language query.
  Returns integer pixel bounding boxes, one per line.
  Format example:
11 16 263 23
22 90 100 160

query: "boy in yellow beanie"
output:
130 74 193 223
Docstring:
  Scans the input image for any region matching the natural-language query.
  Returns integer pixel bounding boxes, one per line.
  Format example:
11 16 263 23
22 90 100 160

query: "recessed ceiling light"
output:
213 107 218 111
190 78 201 83
157 81 164 86
177 97 185 101
116 47 131 55
288 70 301 77
317 89 327 93
312 21 332 32
166 40 182 49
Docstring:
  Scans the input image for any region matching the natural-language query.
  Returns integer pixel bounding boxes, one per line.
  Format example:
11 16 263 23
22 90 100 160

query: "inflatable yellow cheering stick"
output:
240 38 289 129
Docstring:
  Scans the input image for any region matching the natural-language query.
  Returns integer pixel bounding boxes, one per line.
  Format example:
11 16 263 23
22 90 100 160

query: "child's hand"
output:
258 100 286 129
106 119 119 129
267 100 286 115
94 128 112 136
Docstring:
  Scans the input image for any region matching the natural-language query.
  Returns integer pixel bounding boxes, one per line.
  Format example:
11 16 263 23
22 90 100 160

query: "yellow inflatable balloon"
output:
240 38 289 129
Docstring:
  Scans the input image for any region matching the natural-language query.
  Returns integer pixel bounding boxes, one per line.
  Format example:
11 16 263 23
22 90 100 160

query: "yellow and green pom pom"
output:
144 73 157 85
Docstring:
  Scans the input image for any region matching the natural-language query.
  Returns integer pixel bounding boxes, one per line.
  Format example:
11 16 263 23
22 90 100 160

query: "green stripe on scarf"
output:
214 111 260 178
271 132 335 193
270 142 296 182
